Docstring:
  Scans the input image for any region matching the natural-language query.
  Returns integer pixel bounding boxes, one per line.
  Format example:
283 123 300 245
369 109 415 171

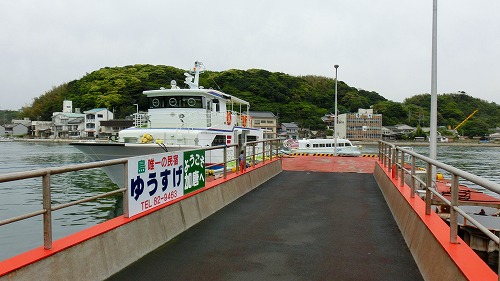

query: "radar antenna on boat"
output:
184 61 205 89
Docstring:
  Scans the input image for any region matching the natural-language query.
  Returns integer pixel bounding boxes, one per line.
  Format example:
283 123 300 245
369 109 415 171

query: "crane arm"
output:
454 109 478 131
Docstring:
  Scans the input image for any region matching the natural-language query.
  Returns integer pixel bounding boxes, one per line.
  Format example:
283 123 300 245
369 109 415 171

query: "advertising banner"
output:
127 152 184 217
183 149 206 195
127 149 206 217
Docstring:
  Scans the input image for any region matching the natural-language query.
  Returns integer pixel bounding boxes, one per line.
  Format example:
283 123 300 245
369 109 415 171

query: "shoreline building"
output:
249 111 278 139
337 108 382 141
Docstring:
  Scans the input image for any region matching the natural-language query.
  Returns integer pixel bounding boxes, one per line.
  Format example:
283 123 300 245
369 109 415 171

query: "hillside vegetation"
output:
19 64 500 137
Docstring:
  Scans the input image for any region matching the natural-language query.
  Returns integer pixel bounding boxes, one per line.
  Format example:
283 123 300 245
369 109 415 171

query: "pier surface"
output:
108 156 423 280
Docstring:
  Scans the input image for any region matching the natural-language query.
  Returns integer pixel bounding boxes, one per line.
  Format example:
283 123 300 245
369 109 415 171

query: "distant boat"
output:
284 138 361 156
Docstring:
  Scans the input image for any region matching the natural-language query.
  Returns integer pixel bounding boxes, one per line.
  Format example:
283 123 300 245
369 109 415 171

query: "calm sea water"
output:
0 141 121 260
361 144 500 199
0 142 498 262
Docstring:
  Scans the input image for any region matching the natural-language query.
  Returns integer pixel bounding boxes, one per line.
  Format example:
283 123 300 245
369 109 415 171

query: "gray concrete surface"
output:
108 171 423 281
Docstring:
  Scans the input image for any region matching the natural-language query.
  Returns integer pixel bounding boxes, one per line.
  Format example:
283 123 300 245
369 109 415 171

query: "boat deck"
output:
107 156 423 280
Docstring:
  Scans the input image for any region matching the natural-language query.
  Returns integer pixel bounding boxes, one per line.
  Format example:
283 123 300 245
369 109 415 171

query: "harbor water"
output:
0 141 499 262
0 141 121 261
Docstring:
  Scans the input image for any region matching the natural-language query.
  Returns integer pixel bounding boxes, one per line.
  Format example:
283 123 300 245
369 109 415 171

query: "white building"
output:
337 108 383 141
51 112 85 138
84 108 114 138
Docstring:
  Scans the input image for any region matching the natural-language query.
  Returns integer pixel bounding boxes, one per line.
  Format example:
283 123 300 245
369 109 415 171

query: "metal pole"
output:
123 161 130 218
400 151 405 187
394 148 399 181
426 162 432 215
450 173 459 243
411 155 416 197
223 146 227 179
42 172 52 250
387 146 392 174
252 145 256 167
334 65 339 156
269 140 273 161
429 0 438 181
133 103 139 127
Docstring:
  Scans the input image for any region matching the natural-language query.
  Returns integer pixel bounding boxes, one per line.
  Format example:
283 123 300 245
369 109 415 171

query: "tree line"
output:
17 64 500 137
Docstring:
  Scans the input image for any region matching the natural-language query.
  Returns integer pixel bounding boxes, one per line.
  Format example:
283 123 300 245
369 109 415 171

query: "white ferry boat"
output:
284 138 361 156
72 62 264 186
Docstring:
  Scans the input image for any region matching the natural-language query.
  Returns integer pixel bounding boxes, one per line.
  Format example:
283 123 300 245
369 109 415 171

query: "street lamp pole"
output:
133 103 138 127
334 65 339 156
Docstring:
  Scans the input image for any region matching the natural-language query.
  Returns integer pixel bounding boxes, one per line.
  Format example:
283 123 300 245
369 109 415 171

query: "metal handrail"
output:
0 139 280 253
378 140 500 277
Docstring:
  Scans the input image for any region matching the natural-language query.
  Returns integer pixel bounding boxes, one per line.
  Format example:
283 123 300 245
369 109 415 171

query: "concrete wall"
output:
1 160 282 281
374 162 497 281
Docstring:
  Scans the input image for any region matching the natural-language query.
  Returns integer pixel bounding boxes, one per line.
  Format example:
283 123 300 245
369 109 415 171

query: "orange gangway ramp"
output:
282 154 377 173
107 156 423 280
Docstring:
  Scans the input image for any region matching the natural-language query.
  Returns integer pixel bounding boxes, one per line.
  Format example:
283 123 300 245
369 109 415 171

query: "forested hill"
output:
20 64 500 136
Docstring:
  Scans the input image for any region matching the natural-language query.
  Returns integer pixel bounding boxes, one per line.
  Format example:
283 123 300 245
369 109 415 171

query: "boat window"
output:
211 135 226 146
319 144 325 148
148 96 204 109
326 143 332 147
246 135 257 142
345 142 351 146
313 144 319 148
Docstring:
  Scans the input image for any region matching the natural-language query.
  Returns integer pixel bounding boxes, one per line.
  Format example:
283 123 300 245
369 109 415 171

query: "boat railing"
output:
378 140 500 276
0 138 281 259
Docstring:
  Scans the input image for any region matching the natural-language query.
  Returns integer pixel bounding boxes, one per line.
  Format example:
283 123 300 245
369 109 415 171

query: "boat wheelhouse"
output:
72 62 264 186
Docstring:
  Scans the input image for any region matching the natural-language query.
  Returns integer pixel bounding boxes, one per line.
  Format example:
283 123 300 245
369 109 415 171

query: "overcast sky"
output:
1 0 499 111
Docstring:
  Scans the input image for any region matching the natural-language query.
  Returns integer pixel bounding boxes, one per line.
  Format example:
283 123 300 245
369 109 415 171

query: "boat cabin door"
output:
236 129 249 153
208 99 220 127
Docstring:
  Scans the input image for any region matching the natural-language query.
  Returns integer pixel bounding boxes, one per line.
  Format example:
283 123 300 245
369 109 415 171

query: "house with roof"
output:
280 122 300 140
31 121 52 138
51 112 85 138
84 108 114 138
249 111 277 139
3 123 29 136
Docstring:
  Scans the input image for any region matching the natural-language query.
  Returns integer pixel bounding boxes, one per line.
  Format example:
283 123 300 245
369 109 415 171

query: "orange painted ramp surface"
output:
282 155 377 173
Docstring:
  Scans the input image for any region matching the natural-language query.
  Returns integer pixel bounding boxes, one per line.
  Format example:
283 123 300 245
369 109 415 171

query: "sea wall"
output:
0 159 282 281
374 162 497 281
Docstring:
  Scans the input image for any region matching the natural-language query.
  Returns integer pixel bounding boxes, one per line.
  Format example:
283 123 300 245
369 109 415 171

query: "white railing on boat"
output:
378 140 500 277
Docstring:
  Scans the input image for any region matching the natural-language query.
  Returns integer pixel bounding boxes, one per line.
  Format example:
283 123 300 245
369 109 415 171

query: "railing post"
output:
252 145 256 167
223 146 227 178
425 162 432 215
411 156 416 198
262 142 266 164
275 139 279 159
123 161 130 218
394 148 399 181
383 144 388 168
450 173 459 243
42 171 52 250
378 141 381 161
235 144 240 173
387 146 392 174
269 140 273 161
400 151 405 187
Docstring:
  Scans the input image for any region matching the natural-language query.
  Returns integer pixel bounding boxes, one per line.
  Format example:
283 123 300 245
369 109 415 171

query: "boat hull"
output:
291 147 361 157
71 142 200 187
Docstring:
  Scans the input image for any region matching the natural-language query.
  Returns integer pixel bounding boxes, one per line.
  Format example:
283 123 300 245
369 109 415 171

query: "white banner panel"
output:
127 152 184 217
